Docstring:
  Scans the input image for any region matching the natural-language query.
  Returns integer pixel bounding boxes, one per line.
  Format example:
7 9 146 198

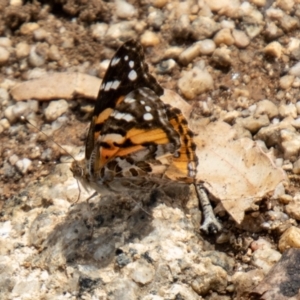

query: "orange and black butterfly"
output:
71 40 221 234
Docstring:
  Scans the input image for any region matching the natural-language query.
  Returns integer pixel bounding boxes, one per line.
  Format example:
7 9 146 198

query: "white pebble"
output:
232 29 250 48
115 0 137 19
278 103 297 119
198 39 216 55
16 158 32 174
140 31 160 47
178 66 214 100
44 99 69 122
15 42 30 59
0 118 10 130
279 75 295 90
213 28 234 46
0 37 12 48
289 62 300 77
28 46 45 67
0 46 10 64
264 41 282 58
91 23 108 41
33 28 48 41
178 43 201 65
9 154 19 166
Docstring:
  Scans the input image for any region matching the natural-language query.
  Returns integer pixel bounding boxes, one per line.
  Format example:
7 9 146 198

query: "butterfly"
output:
70 40 222 234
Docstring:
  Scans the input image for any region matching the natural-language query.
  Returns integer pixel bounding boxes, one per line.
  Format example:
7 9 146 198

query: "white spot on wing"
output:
104 81 113 91
129 60 134 68
143 113 153 121
140 100 145 105
124 97 136 104
123 114 134 122
128 70 137 81
111 80 120 89
111 57 120 66
124 55 129 61
145 105 151 112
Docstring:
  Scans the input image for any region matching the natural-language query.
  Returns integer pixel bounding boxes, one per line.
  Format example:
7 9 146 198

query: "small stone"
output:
280 129 300 159
213 28 234 46
33 28 48 41
278 14 298 32
10 0 23 6
28 46 46 67
191 16 221 40
278 103 297 119
164 284 199 300
178 43 200 65
198 39 216 55
9 154 19 166
150 0 168 8
254 99 279 119
252 248 282 274
296 101 300 114
276 0 294 12
15 42 30 59
232 29 250 48
291 118 300 129
48 45 60 61
0 47 10 65
115 0 137 19
289 62 300 77
287 38 300 60
222 110 241 124
278 194 293 204
249 0 266 7
12 280 41 298
156 59 176 74
293 159 300 174
264 22 283 41
178 66 214 100
15 158 32 174
232 269 265 298
0 118 10 130
44 99 69 122
279 226 300 252
211 47 231 67
285 200 300 221
147 9 164 30
264 41 282 58
128 260 155 285
0 37 12 48
140 31 160 47
20 22 39 35
4 101 31 123
91 23 108 41
0 88 10 104
191 259 227 295
279 75 295 90
256 117 295 147
240 115 270 134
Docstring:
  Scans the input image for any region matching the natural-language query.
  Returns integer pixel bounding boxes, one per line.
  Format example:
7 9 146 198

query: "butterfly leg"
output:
195 184 222 234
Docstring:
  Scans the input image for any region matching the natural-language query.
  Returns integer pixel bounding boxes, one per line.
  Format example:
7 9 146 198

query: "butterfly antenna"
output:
21 116 83 203
20 115 77 162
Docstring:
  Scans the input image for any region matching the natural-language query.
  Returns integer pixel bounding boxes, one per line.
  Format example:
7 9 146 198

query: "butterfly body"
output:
71 39 222 234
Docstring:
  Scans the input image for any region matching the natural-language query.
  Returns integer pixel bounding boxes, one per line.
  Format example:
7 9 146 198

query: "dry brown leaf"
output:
251 248 300 300
162 90 287 224
10 72 101 101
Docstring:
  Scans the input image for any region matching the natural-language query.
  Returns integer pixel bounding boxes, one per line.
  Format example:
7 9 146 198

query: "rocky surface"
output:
1 0 300 299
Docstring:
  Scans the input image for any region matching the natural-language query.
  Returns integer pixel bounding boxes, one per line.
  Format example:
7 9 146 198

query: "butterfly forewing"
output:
86 40 164 160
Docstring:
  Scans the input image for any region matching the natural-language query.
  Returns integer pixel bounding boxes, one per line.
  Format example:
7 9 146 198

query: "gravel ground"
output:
1 0 300 299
